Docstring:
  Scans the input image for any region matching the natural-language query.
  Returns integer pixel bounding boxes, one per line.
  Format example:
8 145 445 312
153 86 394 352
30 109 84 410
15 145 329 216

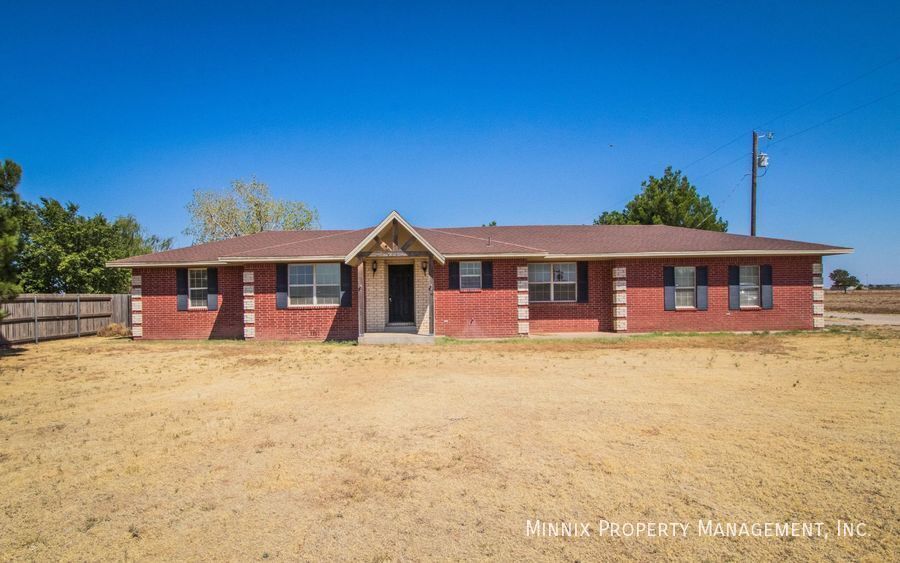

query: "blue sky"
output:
2 1 898 282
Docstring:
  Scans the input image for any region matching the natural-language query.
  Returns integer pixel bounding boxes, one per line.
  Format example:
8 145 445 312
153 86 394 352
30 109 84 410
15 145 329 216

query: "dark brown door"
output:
388 264 414 323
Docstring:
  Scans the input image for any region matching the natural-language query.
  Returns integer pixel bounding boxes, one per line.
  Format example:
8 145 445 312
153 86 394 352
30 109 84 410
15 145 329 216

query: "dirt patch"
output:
0 330 897 560
826 289 900 314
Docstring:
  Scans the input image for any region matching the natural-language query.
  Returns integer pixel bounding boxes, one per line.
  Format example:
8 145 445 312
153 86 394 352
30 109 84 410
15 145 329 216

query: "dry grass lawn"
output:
826 289 900 314
0 329 898 561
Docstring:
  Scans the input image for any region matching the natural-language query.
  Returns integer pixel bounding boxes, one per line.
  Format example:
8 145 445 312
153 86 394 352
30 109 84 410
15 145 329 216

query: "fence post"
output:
33 295 39 344
76 295 81 337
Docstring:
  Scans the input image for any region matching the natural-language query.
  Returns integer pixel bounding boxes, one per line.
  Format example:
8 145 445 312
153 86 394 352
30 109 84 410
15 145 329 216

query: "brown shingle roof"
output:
108 223 851 266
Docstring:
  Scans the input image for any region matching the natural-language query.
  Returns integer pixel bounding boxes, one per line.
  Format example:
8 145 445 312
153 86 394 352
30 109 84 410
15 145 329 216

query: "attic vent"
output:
487 235 492 247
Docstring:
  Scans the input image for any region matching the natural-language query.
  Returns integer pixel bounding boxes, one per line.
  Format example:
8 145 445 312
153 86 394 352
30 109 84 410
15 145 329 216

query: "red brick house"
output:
107 211 851 340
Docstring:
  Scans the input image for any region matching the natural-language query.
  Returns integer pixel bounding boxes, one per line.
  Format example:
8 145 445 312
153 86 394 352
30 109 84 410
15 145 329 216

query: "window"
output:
674 266 696 308
739 265 760 307
188 268 208 309
289 263 340 306
459 261 482 289
528 262 576 302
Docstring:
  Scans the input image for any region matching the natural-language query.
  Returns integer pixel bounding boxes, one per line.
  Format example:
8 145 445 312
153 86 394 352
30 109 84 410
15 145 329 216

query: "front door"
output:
388 264 414 323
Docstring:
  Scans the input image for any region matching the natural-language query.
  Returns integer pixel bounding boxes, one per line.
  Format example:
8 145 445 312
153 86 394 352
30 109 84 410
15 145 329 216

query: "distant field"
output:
825 289 900 314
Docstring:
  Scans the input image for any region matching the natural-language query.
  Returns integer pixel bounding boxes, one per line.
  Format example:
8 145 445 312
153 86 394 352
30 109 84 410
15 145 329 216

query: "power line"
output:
693 152 750 180
682 54 900 172
771 86 900 146
695 172 750 229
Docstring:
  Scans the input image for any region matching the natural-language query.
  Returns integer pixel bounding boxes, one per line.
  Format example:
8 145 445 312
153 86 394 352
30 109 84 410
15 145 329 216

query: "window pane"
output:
675 288 695 307
528 263 550 283
289 265 313 285
739 266 759 286
740 287 760 307
189 288 207 308
674 266 695 288
316 284 340 304
554 263 576 282
553 282 576 301
189 269 207 289
315 264 340 285
289 285 314 305
529 283 551 302
460 261 481 276
460 274 481 289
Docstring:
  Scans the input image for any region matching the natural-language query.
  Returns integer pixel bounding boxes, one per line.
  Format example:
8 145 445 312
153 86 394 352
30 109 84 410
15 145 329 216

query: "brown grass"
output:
96 323 131 337
0 330 898 560
826 289 900 314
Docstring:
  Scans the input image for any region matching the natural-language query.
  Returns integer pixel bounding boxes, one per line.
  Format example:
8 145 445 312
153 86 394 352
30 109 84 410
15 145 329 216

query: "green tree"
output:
594 166 728 231
185 178 319 243
18 198 171 293
829 269 860 292
0 160 23 309
482 220 497 227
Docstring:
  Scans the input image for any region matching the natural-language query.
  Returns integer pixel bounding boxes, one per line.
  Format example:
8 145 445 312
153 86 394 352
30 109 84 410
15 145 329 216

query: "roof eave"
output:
541 248 853 259
106 260 228 268
343 211 446 265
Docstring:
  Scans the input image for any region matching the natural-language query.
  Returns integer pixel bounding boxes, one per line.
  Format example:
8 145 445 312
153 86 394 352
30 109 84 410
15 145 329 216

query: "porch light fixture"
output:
372 261 378 273
421 260 428 274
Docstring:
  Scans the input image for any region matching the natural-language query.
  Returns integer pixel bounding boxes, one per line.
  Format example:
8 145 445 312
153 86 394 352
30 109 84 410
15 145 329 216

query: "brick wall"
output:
622 255 818 332
433 259 523 338
134 266 244 339
529 261 614 333
248 263 358 340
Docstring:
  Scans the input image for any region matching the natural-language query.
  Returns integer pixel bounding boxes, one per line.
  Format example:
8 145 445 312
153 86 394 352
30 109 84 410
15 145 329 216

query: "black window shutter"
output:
728 265 740 310
206 267 218 311
481 261 493 289
577 261 588 302
448 262 459 289
176 268 188 311
340 263 352 307
696 266 708 311
761 264 773 309
275 264 288 309
663 266 675 311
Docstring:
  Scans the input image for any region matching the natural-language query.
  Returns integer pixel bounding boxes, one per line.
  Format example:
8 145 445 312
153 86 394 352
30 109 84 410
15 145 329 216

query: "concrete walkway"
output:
826 312 900 327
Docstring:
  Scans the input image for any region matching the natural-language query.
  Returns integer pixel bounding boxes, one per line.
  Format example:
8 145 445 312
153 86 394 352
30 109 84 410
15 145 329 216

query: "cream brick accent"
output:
244 326 256 338
131 326 143 337
365 260 387 331
517 266 529 278
132 313 142 324
813 303 825 315
614 279 626 291
414 260 432 335
243 285 254 296
614 305 627 318
614 318 628 331
517 293 529 306
812 275 823 287
243 298 255 310
244 312 255 324
131 275 141 287
614 292 627 304
517 279 528 291
518 321 529 334
131 300 142 312
131 287 142 297
813 317 825 328
812 262 823 274
813 289 824 302
517 307 529 320
613 267 626 279
243 271 254 283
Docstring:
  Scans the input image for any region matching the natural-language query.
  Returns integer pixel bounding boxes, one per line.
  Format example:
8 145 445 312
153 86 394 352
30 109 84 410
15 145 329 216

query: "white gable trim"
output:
344 210 446 265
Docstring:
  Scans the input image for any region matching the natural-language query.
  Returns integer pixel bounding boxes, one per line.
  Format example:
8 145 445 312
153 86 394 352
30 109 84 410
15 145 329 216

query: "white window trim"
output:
674 266 696 310
188 268 208 310
288 263 341 307
739 265 761 309
459 261 482 290
528 262 577 303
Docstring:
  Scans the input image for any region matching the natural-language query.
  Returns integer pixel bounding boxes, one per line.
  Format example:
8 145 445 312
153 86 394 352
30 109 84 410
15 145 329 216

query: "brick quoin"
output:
249 263 359 340
135 266 243 339
433 259 523 338
622 255 818 332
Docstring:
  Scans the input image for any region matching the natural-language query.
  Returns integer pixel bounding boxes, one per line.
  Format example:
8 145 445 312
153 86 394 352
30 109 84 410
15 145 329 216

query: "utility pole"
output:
750 130 758 236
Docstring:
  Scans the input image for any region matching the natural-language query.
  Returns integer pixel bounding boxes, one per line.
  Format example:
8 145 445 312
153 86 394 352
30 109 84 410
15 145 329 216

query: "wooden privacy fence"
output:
0 294 131 345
